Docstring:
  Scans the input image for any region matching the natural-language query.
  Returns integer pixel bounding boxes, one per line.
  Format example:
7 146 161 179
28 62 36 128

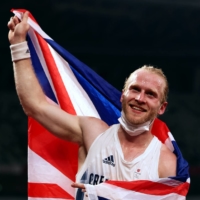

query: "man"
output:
7 12 176 198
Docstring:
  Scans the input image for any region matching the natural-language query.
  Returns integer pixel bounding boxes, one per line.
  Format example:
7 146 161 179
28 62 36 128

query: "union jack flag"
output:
11 9 190 200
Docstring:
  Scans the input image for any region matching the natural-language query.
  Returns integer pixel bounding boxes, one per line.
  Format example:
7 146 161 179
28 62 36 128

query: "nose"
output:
135 92 146 103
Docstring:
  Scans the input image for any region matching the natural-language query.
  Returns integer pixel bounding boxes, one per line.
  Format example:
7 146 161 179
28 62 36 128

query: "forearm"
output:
13 58 46 116
8 12 45 116
8 12 85 144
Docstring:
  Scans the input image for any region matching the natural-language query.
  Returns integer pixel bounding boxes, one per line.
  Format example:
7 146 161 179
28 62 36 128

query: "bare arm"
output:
159 144 177 178
8 12 108 147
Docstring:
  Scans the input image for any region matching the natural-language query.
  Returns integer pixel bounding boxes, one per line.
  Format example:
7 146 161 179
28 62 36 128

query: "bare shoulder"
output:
79 116 109 152
159 144 177 178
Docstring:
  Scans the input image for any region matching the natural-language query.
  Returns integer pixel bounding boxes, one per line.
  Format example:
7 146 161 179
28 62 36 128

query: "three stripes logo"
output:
103 155 115 167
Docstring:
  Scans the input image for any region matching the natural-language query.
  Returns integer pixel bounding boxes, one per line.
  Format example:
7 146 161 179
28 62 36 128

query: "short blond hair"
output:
123 65 169 103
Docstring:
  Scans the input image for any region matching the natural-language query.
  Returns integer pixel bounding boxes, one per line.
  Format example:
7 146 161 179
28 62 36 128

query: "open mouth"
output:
129 104 147 112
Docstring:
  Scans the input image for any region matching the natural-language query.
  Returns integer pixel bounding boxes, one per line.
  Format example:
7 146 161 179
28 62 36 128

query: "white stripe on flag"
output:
157 178 182 187
48 44 100 117
164 132 175 152
28 147 75 198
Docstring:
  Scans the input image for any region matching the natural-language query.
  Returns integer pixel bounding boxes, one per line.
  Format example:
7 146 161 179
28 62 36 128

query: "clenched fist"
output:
7 11 30 44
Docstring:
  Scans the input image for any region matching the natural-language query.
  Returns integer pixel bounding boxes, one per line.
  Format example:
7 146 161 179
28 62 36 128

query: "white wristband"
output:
10 41 31 62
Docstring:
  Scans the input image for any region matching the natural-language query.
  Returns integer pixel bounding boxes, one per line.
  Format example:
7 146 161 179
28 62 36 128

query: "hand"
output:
7 11 30 44
71 182 86 193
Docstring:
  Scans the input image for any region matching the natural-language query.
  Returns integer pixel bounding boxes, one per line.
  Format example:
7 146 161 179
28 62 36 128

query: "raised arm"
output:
7 12 108 148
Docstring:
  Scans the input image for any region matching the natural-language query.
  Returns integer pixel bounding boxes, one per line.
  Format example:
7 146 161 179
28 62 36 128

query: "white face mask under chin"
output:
118 111 153 136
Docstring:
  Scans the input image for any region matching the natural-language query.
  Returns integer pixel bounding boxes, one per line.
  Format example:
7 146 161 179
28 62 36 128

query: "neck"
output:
118 125 154 147
118 126 154 162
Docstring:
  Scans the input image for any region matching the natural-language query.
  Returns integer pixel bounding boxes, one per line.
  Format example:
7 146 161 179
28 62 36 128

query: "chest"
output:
80 143 158 185
76 125 160 183
121 145 147 162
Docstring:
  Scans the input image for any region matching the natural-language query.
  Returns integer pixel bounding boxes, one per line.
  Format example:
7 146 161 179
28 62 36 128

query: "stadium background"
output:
0 0 200 199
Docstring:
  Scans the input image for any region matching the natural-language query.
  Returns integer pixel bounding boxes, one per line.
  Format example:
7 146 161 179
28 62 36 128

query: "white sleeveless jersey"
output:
75 124 162 199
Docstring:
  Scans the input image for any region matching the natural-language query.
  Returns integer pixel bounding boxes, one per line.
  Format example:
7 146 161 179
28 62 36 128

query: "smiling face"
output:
121 69 168 125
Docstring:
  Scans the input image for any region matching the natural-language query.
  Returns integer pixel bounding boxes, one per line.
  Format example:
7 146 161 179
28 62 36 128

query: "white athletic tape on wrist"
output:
10 41 31 62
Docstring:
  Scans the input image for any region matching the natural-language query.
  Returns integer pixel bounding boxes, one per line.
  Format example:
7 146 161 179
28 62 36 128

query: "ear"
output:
158 102 168 115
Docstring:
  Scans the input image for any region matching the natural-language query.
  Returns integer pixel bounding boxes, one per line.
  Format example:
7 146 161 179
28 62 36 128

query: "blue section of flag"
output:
70 66 120 125
45 39 121 112
171 141 190 182
27 36 57 103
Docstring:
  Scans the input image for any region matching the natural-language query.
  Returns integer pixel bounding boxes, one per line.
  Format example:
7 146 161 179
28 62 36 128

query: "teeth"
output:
133 106 143 111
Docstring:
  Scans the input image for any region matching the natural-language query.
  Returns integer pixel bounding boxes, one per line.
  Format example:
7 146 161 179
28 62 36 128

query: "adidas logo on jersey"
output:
103 155 115 167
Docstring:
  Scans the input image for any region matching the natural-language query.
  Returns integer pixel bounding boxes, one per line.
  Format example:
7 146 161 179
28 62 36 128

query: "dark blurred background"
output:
0 0 200 199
